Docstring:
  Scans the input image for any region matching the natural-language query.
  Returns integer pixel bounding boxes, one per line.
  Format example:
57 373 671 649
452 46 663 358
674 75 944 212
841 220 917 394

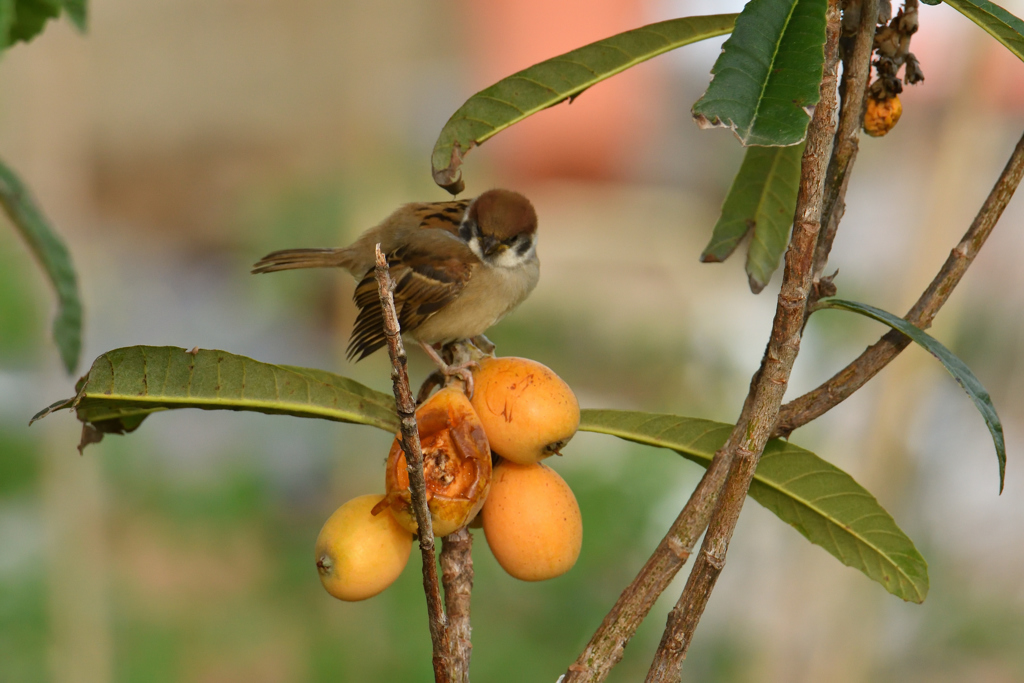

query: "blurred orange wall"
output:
460 0 661 181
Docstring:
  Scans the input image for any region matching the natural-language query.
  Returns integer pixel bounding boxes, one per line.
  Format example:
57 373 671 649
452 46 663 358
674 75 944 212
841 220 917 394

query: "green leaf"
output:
0 158 82 373
0 0 15 47
579 409 929 602
942 0 1024 62
5 0 59 46
431 14 738 193
32 346 402 444
58 0 85 31
692 0 829 146
701 142 804 292
816 298 1007 493
1 0 85 48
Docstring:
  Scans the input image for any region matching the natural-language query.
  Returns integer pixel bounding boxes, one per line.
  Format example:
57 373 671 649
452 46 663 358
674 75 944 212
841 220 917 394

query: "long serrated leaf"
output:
32 347 401 444
692 0 828 146
431 14 737 192
0 158 82 373
944 0 1024 61
701 143 804 292
579 409 929 602
817 298 1007 492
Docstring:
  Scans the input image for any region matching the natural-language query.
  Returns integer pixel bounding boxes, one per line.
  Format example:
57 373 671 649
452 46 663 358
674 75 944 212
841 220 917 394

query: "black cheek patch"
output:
459 220 477 242
515 239 532 256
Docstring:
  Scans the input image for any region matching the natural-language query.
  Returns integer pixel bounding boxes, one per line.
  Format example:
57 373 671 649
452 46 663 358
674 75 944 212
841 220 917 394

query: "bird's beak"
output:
481 236 507 258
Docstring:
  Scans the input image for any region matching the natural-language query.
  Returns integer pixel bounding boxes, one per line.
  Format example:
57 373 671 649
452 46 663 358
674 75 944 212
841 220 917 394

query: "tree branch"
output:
811 0 879 286
645 3 842 680
374 245 453 683
562 381 762 683
440 527 474 683
774 126 1024 438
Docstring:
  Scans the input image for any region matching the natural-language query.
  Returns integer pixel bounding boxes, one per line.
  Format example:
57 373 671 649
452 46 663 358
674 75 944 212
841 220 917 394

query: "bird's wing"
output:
347 231 478 361
409 199 471 236
339 198 472 274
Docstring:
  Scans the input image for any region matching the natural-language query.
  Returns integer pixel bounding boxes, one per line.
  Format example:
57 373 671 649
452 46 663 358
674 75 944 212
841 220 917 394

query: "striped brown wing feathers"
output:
346 232 476 361
410 199 470 236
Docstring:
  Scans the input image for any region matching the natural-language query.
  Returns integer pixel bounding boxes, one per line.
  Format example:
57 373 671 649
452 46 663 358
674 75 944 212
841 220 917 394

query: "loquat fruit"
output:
315 494 413 601
470 357 579 465
482 460 582 581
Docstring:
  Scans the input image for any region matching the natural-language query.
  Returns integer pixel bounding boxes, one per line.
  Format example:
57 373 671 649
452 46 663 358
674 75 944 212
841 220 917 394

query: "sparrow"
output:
252 189 539 382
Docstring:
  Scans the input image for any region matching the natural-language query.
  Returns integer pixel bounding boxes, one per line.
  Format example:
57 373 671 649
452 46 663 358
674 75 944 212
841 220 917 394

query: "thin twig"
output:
374 245 453 683
562 381 761 683
645 3 842 681
440 527 474 683
562 459 728 682
774 127 1024 438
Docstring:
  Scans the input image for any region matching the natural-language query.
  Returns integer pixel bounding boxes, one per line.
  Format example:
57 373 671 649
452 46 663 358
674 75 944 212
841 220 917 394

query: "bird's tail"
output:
251 248 351 274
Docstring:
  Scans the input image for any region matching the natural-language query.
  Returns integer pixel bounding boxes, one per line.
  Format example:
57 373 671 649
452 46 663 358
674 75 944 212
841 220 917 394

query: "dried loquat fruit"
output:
863 94 902 137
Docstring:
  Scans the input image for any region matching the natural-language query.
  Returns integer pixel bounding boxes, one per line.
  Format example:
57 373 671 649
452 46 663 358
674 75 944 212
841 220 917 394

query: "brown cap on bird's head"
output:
469 189 538 240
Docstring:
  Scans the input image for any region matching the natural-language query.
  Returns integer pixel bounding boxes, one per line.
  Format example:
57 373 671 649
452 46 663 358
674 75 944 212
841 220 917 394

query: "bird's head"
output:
460 189 538 268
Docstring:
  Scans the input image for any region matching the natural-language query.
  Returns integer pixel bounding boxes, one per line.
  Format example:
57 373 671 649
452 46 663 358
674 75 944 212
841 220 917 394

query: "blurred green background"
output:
3 0 1024 681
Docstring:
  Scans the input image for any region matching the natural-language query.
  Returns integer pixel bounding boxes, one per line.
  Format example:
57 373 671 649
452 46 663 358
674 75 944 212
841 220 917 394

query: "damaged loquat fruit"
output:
377 387 492 537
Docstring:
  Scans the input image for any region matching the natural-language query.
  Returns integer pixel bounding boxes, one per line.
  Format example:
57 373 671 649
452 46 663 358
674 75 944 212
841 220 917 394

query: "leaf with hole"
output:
431 14 737 193
579 409 929 603
0 158 82 373
692 0 829 146
701 142 804 292
32 346 400 450
816 298 1006 492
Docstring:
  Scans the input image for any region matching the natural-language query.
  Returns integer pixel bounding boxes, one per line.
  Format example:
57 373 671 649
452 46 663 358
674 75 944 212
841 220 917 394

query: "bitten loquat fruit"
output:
482 460 582 581
315 494 413 601
378 387 492 537
470 357 579 465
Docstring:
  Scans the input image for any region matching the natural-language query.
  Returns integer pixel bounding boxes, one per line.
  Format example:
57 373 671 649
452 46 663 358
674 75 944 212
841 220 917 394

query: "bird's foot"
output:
416 370 445 405
469 334 496 356
418 341 479 397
